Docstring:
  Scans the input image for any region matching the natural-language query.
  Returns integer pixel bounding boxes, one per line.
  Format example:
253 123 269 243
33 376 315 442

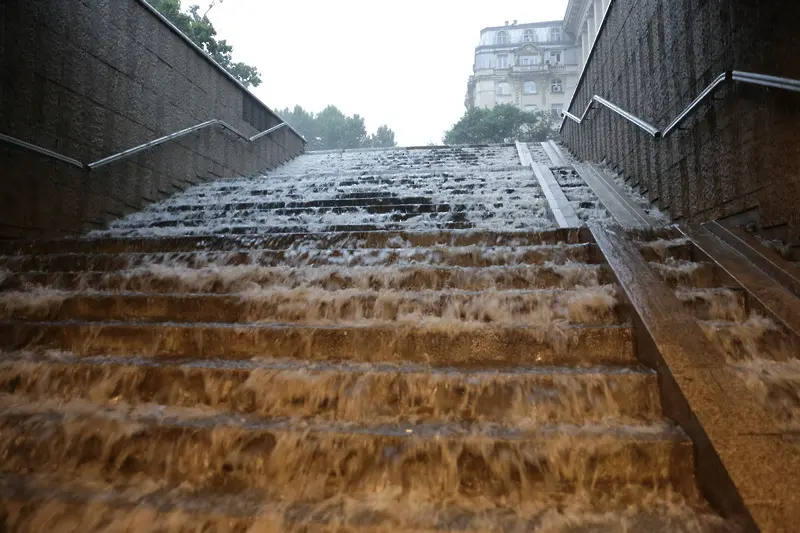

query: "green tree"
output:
367 125 397 148
278 105 398 151
148 0 262 87
443 104 556 145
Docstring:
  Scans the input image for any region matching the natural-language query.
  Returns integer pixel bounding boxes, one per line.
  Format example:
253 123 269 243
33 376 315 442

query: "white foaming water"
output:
89 146 559 239
237 285 618 326
675 288 746 321
644 238 692 261
733 358 800 431
650 258 711 287
6 263 605 294
698 312 800 432
0 287 69 319
0 352 659 426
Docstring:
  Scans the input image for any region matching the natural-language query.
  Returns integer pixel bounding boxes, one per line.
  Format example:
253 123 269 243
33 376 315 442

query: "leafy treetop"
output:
278 105 398 151
443 104 557 145
149 0 261 87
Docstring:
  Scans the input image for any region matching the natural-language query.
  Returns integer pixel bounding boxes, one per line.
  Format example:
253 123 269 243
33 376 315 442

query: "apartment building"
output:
464 18 584 117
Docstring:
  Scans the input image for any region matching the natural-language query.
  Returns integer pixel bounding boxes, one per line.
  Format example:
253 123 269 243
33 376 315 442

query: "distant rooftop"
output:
480 20 564 34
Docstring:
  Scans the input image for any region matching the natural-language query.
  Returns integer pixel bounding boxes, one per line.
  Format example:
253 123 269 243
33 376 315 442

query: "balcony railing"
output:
478 38 571 50
512 64 567 73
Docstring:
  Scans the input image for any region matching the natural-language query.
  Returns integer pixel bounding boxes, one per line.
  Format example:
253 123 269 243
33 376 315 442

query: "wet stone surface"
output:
0 145 739 532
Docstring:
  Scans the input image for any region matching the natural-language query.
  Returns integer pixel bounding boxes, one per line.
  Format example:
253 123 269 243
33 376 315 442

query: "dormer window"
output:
549 27 562 42
495 31 510 45
523 29 535 43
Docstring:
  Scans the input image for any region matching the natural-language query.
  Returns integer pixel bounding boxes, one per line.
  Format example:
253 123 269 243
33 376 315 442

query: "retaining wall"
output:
0 0 305 239
562 0 800 241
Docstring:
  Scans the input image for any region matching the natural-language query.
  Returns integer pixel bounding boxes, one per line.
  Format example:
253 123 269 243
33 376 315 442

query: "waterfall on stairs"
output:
0 145 739 532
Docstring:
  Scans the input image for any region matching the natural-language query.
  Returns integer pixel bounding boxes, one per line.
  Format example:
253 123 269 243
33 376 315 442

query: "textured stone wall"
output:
0 0 305 239
562 0 800 241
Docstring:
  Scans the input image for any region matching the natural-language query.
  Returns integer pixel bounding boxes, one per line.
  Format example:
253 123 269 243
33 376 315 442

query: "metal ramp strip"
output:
541 141 567 167
515 142 580 228
573 163 653 229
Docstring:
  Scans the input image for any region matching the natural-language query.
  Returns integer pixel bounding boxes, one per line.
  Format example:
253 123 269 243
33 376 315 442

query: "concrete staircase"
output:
0 146 734 531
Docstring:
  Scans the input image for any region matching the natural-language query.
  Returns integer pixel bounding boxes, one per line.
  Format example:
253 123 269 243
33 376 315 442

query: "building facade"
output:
465 4 608 117
563 0 610 69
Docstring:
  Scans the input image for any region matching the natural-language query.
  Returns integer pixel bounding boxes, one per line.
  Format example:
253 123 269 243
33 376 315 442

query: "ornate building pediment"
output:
514 43 543 55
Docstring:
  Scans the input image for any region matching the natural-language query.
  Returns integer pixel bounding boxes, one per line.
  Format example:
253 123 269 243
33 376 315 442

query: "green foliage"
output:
368 125 397 149
443 104 557 145
149 0 262 87
278 105 398 151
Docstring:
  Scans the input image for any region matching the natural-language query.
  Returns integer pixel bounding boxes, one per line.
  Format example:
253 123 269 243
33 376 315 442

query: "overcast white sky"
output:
208 0 569 145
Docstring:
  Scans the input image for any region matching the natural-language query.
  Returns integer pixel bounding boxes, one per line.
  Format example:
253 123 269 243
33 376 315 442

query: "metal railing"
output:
561 70 800 138
0 120 289 172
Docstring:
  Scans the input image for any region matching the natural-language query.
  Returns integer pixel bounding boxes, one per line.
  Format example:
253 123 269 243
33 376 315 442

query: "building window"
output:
551 103 564 117
550 51 562 64
551 78 563 92
495 31 510 45
523 29 535 43
523 81 537 94
520 55 540 66
525 104 539 112
549 27 562 42
496 82 511 96
496 54 509 69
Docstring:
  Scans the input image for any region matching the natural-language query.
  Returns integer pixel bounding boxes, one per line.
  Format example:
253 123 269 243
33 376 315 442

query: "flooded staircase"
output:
0 145 737 531
640 231 800 434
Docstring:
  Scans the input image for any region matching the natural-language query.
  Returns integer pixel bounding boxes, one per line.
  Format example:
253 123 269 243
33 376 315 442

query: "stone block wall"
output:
0 0 305 239
562 0 800 241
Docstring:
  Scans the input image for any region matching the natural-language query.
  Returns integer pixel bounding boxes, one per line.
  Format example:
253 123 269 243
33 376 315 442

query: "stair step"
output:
0 321 634 366
95 223 491 237
0 243 601 272
0 228 589 255
0 471 733 533
728 358 800 431
650 260 736 289
208 167 527 185
0 264 615 293
152 186 543 204
675 288 747 321
149 203 459 217
0 287 623 326
0 354 661 424
0 398 694 502
640 238 695 262
698 318 800 362
157 197 442 211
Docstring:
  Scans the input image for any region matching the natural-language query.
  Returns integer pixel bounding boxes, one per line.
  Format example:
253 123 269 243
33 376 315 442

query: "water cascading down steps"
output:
0 145 736 531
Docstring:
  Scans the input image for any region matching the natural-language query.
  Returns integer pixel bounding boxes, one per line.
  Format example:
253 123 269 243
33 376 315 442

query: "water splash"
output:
0 288 69 320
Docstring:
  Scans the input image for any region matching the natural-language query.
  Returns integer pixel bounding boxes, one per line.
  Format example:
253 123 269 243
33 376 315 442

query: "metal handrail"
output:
1 120 289 172
0 133 85 169
561 70 800 138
